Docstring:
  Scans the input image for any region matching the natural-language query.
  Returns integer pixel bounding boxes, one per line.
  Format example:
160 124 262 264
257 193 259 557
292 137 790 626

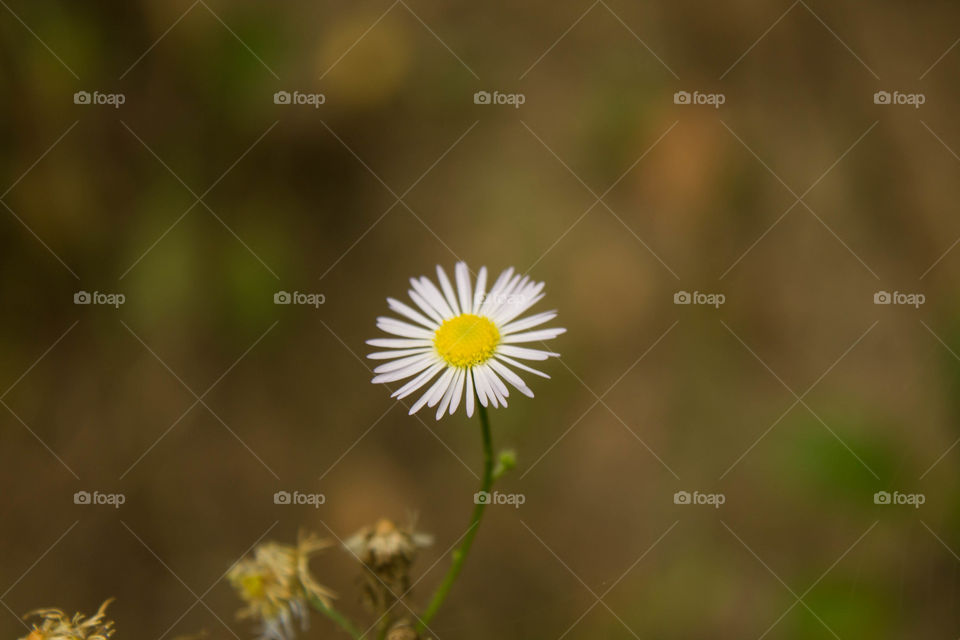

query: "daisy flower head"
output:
367 262 565 420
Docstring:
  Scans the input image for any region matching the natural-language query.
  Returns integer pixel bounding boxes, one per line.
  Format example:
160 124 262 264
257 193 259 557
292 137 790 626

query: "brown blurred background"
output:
2 0 960 637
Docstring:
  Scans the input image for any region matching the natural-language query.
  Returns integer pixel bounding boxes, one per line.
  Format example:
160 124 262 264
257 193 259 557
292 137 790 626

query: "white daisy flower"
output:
367 262 565 420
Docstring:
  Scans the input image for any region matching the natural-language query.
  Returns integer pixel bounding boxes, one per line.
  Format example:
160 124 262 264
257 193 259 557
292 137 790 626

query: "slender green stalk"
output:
417 404 495 631
375 614 391 640
307 594 363 639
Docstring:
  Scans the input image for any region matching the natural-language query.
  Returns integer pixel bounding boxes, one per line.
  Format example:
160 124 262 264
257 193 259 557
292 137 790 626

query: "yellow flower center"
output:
240 574 266 600
434 314 500 367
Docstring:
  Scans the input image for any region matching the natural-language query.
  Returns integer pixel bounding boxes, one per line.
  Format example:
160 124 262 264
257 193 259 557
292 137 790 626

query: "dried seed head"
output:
345 519 433 572
344 518 433 612
21 599 115 640
228 531 336 640
385 619 419 640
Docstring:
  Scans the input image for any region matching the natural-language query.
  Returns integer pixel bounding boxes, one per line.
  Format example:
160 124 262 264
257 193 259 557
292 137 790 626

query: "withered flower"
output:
344 519 432 612
228 531 336 640
21 599 115 640
385 619 420 640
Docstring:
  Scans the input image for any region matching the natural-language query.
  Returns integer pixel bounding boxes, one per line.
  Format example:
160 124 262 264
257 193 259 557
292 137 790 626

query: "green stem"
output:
375 614 391 640
417 404 495 631
307 594 362 639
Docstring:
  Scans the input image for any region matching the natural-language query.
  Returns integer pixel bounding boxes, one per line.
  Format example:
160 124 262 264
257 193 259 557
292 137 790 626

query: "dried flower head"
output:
385 619 420 640
21 599 115 640
344 519 433 611
228 531 336 640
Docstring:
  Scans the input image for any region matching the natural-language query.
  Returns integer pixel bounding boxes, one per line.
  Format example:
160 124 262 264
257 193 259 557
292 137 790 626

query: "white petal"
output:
501 274 528 300
455 262 472 314
493 283 545 324
392 362 444 399
490 278 543 319
409 367 455 415
488 359 535 397
497 345 559 361
496 295 545 325
481 364 510 403
472 366 489 407
478 267 514 316
474 366 502 408
435 265 461 316
514 279 544 300
408 387 434 416
448 368 466 415
419 276 456 318
427 367 456 407
465 368 475 417
388 297 438 329
483 369 509 407
436 369 463 419
500 328 567 343
408 289 445 325
411 277 455 319
367 347 432 360
488 267 514 296
374 352 435 374
377 317 435 339
500 310 558 335
495 353 551 379
367 338 432 349
372 356 437 384
486 274 525 318
471 266 487 316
